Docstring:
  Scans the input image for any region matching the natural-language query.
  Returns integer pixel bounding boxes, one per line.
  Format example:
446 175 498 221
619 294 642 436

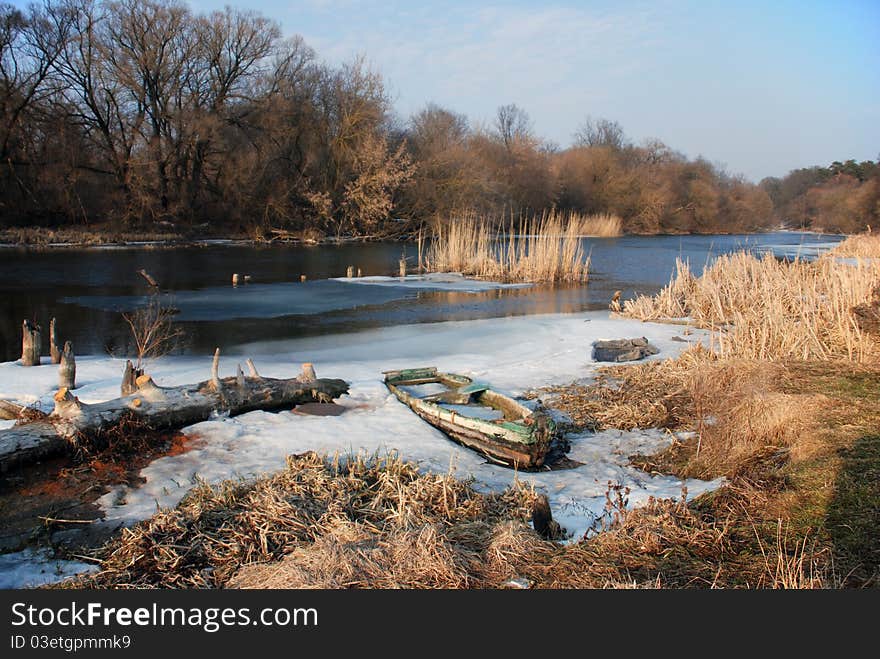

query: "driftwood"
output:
138 269 159 288
0 363 349 472
21 320 41 366
592 337 660 363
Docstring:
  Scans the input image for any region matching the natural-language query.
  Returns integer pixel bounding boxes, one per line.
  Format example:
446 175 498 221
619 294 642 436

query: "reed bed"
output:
424 210 594 283
621 251 880 362
572 212 622 237
828 233 880 258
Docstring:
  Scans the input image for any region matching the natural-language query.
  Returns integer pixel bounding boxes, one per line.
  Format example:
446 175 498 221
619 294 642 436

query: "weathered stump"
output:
232 273 241 286
346 265 354 278
49 317 62 364
21 320 41 366
299 362 317 383
399 258 407 278
59 341 76 390
532 494 562 540
121 360 144 396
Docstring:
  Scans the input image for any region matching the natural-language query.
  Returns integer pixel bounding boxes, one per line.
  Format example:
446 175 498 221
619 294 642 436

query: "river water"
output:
0 232 843 362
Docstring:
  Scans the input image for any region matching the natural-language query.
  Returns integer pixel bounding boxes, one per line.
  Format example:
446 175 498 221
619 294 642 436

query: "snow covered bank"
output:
0 549 97 589
0 310 723 587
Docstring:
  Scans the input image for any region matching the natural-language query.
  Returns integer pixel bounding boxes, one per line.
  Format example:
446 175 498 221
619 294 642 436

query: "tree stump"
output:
59 341 76 390
399 258 407 278
121 360 144 396
21 320 41 366
532 494 562 540
299 362 316 383
346 265 354 278
49 317 62 364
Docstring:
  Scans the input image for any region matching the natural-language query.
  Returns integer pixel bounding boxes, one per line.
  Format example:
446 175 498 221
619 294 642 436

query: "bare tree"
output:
494 103 532 150
574 116 628 150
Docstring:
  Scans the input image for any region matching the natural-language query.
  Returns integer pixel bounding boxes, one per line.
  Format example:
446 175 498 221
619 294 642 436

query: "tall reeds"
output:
424 210 602 283
621 251 880 362
829 232 880 258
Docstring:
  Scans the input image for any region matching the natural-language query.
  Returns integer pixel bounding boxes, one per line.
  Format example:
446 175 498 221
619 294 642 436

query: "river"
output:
0 231 843 362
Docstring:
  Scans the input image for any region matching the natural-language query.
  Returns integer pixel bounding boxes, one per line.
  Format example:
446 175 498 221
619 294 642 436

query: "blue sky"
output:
20 0 880 180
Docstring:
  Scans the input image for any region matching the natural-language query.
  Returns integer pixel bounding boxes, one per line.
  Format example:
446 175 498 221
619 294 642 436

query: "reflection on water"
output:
0 232 843 360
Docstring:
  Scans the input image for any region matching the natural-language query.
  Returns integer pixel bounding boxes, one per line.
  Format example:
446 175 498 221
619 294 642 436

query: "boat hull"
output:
384 367 552 469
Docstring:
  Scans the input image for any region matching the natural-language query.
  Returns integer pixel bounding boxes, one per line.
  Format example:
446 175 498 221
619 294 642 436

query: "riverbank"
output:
0 310 721 587
0 225 413 250
64 236 880 589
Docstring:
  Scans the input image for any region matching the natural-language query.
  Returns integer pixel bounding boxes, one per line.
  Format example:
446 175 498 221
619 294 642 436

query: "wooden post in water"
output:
21 320 41 366
49 318 62 364
300 274 307 283
232 273 241 286
357 268 362 278
346 265 354 278
59 341 76 390
399 257 407 279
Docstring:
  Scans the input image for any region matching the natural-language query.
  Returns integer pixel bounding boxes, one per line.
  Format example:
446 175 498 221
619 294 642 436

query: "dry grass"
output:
829 232 880 258
71 452 543 589
621 251 880 362
424 210 593 282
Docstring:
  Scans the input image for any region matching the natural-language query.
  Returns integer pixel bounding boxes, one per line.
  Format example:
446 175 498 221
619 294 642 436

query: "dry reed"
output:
621 251 880 362
829 232 880 258
424 210 594 282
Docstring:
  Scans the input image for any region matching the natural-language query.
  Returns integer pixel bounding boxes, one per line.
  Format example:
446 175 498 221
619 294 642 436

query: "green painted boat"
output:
383 366 554 469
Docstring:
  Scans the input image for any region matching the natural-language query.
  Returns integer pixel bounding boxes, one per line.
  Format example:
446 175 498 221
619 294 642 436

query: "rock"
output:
592 337 660 362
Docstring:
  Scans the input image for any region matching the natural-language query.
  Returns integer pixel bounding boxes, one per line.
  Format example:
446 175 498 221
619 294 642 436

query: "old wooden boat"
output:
383 366 554 469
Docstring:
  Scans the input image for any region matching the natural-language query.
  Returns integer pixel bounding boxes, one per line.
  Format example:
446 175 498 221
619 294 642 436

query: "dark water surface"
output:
0 232 843 361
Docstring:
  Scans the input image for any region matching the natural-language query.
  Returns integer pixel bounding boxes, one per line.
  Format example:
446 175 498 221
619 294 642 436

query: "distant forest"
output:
1 0 877 236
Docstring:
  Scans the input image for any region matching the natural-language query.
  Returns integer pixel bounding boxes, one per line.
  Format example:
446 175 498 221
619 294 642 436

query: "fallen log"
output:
0 399 27 420
0 364 349 472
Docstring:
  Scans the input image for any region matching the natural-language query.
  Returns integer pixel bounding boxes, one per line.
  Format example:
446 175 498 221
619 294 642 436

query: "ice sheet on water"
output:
62 279 416 321
332 272 531 292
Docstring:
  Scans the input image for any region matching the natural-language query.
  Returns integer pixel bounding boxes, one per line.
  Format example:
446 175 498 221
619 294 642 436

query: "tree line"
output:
1 0 875 237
